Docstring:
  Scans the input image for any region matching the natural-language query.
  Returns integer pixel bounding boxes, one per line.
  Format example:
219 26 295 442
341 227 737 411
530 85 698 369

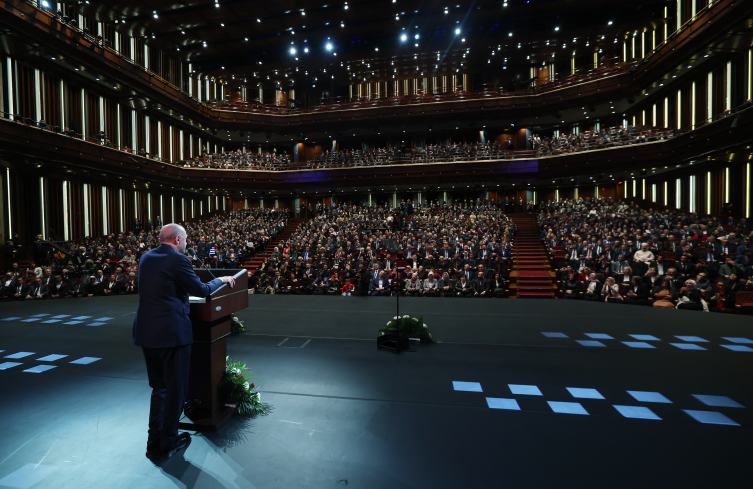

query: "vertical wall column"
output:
6 58 14 117
34 69 42 121
157 121 163 160
81 88 86 138
145 116 150 155
131 108 137 151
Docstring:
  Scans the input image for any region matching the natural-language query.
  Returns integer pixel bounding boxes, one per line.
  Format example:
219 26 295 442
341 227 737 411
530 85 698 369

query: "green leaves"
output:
221 357 272 418
378 314 438 343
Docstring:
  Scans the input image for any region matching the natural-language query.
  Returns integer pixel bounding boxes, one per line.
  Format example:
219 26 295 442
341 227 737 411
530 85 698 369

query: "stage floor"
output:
0 296 750 488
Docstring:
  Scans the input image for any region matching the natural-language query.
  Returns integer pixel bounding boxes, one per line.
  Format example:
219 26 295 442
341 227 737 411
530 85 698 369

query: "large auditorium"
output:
0 1 752 487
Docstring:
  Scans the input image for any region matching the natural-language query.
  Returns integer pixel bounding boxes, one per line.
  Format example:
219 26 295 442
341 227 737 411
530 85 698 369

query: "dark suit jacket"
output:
133 244 224 348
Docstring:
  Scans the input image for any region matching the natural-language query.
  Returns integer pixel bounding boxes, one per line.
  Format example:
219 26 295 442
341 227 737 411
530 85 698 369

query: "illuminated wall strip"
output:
726 61 732 111
706 171 711 215
144 44 149 70
39 177 46 239
189 134 193 158
664 7 668 39
134 191 138 222
4 168 11 237
102 187 108 236
725 167 729 204
663 181 667 206
652 183 657 202
691 82 696 130
676 179 682 209
747 164 751 218
631 35 635 61
157 121 163 159
6 58 14 117
594 186 599 199
62 181 69 240
652 104 657 127
60 80 65 129
81 88 86 138
555 189 559 201
160 195 164 222
222 196 226 211
181 198 185 220
642 179 646 199
99 96 104 132
83 184 90 236
689 175 696 213
664 98 668 128
169 126 174 162
179 130 184 161
148 193 152 220
145 116 150 155
132 109 137 152
171 196 175 222
119 190 125 232
707 72 713 122
676 0 681 31
749 49 752 101
200 201 203 216
677 91 681 128
574 187 579 200
623 42 626 63
116 105 121 148
623 182 627 198
35 69 42 121
652 29 656 51
691 0 696 17
641 31 645 59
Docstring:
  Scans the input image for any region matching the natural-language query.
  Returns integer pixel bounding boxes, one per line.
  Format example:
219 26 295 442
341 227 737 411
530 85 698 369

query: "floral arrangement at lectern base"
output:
230 314 246 334
220 357 272 418
379 315 438 343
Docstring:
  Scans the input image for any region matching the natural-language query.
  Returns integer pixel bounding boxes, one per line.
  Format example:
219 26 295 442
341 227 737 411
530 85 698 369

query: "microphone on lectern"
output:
187 248 218 280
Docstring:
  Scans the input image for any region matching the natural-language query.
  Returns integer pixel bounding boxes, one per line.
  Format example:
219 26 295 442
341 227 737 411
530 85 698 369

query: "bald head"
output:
160 223 187 253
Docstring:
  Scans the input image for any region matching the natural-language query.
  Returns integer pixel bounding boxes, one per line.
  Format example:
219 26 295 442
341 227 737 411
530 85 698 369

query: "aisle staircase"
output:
509 214 555 298
244 218 307 271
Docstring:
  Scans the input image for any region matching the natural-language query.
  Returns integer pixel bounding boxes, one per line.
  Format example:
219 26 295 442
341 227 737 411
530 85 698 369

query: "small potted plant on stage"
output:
220 357 272 418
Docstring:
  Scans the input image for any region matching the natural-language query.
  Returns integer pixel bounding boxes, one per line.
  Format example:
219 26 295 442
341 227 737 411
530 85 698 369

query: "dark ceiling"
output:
69 0 670 89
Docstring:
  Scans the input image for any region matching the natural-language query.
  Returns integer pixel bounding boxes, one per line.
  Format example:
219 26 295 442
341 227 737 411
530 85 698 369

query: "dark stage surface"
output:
0 296 751 488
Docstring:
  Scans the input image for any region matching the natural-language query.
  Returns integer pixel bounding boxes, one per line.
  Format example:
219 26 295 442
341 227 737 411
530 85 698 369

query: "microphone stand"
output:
188 248 219 281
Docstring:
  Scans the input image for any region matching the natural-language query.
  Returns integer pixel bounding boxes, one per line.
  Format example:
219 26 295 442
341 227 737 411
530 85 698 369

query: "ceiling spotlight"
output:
415 34 419 39
304 47 309 52
608 21 613 25
401 34 407 41
153 11 158 18
555 27 559 31
455 28 460 35
326 43 333 50
290 48 296 54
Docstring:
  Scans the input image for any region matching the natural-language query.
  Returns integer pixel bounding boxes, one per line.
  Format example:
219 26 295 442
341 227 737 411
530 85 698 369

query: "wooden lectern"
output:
178 268 248 432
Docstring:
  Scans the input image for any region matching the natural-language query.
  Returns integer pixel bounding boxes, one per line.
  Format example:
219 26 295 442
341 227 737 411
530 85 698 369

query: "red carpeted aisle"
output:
245 218 308 271
510 213 555 298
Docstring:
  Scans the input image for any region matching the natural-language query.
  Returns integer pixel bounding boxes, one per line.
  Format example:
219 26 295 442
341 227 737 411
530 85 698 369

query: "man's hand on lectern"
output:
220 276 235 288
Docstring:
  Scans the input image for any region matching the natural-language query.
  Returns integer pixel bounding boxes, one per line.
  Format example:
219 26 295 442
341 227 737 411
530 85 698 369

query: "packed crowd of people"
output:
532 126 678 157
1 209 290 300
410 142 515 163
308 148 400 168
181 149 291 171
539 198 753 312
251 200 516 297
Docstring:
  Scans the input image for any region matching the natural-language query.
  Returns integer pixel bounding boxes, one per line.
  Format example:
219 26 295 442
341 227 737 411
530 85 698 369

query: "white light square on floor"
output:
675 335 708 342
69 357 102 365
452 381 483 392
627 391 672 403
20 319 40 323
4 352 35 359
96 317 114 321
1 317 21 321
566 387 604 399
721 345 753 352
576 340 606 347
41 320 61 324
23 365 57 373
585 333 614 340
622 341 655 349
486 398 521 410
670 343 706 350
86 322 106 327
547 401 588 415
629 334 660 341
0 362 23 370
0 463 58 489
71 316 91 320
721 337 753 344
683 410 740 426
31 314 50 317
509 384 542 396
692 395 745 408
541 332 568 338
50 315 70 318
62 321 83 325
37 354 68 362
613 405 662 420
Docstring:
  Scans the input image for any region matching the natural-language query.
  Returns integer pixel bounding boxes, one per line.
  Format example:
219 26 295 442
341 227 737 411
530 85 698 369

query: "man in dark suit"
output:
133 224 235 461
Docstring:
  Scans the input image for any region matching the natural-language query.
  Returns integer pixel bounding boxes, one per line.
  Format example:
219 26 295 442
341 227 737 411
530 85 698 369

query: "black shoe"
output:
155 433 192 461
145 441 161 461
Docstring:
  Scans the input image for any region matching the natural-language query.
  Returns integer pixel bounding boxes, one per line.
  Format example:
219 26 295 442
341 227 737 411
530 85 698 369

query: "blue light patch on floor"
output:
566 387 605 399
0 463 58 489
41 320 61 324
692 395 745 408
86 322 107 327
585 333 614 340
96 317 114 321
721 337 753 344
548 401 589 415
20 318 40 323
37 354 68 362
71 316 92 320
675 335 708 342
50 315 70 318
4 352 35 359
576 340 606 347
31 314 50 317
70 357 102 365
541 332 568 338
1 317 21 321
509 384 543 396
721 345 753 352
0 362 23 370
622 341 655 349
452 381 483 392
629 334 660 341
627 391 672 403
683 410 740 426
62 321 83 325
670 343 706 350
23 365 57 373
613 405 662 420
486 398 521 410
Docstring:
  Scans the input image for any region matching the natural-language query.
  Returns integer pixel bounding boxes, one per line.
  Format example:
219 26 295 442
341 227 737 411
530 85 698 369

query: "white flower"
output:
243 382 249 390
387 321 392 326
423 324 428 328
403 315 410 318
412 318 418 322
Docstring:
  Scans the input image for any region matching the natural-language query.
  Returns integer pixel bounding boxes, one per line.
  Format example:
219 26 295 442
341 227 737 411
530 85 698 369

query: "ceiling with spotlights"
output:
70 0 668 90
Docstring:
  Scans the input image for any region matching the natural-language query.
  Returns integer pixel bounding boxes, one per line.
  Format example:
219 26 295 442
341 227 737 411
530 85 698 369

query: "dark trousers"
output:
142 344 192 451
